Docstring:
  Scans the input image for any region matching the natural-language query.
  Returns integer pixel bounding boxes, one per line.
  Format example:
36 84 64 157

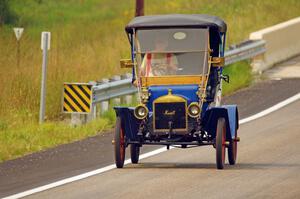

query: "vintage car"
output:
114 14 239 169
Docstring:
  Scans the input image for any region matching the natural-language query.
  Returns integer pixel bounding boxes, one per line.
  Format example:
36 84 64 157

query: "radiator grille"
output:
154 102 186 130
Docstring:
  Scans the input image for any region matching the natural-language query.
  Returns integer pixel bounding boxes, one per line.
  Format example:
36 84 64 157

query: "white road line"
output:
4 92 300 199
2 147 168 199
239 93 300 124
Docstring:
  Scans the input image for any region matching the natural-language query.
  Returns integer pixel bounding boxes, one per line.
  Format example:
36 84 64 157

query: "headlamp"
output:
134 104 149 119
188 103 200 118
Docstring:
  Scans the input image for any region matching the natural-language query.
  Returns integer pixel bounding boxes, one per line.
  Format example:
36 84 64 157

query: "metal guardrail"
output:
93 78 137 104
69 39 266 124
92 39 266 103
225 40 266 65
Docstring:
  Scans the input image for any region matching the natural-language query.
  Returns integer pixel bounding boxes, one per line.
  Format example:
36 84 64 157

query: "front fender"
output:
202 105 239 140
114 106 141 141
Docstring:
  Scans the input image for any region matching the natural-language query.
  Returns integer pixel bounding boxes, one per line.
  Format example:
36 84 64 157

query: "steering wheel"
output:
152 63 181 76
152 63 169 76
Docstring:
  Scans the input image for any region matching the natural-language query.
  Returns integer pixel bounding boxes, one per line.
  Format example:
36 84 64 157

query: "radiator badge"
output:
164 110 175 116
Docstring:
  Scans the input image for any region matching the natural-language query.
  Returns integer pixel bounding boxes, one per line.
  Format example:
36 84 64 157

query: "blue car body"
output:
113 14 240 169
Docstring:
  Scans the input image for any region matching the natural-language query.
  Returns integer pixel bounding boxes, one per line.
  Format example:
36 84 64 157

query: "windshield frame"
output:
133 28 211 78
135 28 210 53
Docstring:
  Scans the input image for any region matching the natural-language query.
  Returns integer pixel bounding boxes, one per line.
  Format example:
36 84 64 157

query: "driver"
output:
140 38 178 76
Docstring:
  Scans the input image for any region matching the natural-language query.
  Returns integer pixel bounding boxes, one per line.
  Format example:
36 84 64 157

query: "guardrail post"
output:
251 54 265 74
85 104 97 122
86 81 97 122
100 78 109 115
71 114 84 126
111 75 121 105
122 73 133 105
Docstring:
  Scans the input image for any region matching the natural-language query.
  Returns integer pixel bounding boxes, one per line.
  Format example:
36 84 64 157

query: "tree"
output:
0 0 18 26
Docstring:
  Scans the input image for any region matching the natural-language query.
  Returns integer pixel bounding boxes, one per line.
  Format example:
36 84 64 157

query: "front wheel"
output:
216 118 226 169
130 144 140 164
114 117 125 168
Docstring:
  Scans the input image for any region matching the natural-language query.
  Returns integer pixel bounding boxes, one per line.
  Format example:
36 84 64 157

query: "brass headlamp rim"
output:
134 104 149 120
187 102 201 118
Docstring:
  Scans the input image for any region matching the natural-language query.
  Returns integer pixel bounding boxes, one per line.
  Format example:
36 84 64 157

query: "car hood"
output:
147 85 199 111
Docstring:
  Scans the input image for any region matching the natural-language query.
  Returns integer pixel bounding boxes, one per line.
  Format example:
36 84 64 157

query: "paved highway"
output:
1 56 300 198
24 99 300 199
1 79 300 199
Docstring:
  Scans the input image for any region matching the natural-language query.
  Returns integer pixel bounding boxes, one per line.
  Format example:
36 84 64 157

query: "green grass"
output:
0 0 300 162
223 61 252 95
0 96 139 162
0 117 112 162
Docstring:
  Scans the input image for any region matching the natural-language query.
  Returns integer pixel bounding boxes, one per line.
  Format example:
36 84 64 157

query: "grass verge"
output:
0 118 112 162
223 61 252 95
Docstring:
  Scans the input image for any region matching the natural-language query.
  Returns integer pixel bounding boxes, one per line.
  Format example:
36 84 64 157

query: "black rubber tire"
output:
130 144 140 164
228 131 237 165
114 117 125 168
216 118 226 170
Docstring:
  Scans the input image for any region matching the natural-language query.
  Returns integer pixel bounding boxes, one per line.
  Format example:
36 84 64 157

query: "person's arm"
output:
133 54 147 86
140 54 147 76
168 54 178 71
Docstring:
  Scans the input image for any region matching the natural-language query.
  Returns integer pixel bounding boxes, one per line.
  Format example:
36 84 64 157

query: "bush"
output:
0 0 18 25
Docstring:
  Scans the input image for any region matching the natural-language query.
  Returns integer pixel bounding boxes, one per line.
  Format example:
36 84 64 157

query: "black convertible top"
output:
125 14 227 34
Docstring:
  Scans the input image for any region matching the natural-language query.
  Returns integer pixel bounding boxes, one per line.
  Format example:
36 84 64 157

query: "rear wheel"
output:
114 117 125 168
130 144 140 164
216 118 226 169
228 131 237 165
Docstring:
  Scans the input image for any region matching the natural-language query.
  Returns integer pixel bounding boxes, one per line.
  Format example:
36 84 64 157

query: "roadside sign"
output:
41 32 51 50
63 83 93 113
13 27 24 41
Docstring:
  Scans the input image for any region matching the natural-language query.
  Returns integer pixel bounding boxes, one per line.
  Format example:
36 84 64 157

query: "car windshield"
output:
135 28 210 77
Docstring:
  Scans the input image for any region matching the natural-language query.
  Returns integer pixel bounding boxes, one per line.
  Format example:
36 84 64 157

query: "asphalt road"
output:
24 98 300 199
1 78 300 198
